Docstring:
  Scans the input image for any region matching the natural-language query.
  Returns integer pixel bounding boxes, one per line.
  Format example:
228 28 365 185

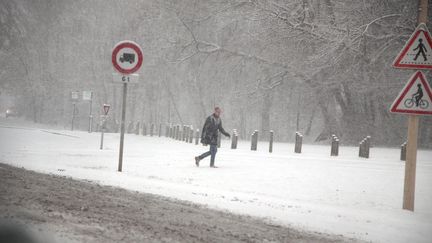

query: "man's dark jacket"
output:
201 114 229 145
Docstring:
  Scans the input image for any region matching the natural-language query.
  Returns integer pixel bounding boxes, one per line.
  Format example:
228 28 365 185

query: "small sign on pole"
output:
390 71 432 115
71 91 80 101
391 1 431 211
70 91 79 131
100 104 110 150
112 40 143 172
103 104 111 116
82 91 93 133
393 24 432 69
82 91 93 101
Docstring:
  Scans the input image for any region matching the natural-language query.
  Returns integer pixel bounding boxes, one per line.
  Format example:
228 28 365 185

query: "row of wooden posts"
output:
105 121 406 160
164 124 378 159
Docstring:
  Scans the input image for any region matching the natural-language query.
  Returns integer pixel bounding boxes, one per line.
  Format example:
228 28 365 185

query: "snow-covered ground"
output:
1 118 431 243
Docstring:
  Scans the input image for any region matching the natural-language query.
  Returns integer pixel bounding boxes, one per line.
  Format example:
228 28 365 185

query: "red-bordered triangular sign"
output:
393 24 432 69
390 71 432 115
103 104 110 115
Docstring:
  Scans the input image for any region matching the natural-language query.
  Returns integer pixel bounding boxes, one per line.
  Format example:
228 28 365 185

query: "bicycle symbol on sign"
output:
404 97 429 109
404 83 428 109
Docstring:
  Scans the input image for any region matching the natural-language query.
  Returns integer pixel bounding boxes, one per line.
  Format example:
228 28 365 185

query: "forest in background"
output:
1 0 431 147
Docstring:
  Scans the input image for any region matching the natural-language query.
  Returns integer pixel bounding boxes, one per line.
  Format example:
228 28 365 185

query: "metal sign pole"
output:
118 83 128 172
112 40 143 173
71 103 76 131
88 96 93 133
100 126 105 150
100 115 106 150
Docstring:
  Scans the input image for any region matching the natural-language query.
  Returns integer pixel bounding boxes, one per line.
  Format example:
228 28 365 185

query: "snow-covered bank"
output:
1 120 431 243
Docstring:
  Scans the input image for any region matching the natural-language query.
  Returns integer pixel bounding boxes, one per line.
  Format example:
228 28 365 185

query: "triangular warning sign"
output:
393 24 432 69
103 104 110 115
390 71 432 115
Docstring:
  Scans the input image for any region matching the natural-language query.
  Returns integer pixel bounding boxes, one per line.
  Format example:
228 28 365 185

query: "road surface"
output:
0 164 355 243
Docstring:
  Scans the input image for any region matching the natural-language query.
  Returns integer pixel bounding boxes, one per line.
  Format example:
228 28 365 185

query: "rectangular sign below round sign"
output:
82 91 93 101
112 73 139 84
71 91 80 101
390 71 432 115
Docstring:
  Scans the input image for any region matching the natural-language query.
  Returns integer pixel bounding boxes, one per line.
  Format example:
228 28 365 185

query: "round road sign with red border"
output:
112 41 143 74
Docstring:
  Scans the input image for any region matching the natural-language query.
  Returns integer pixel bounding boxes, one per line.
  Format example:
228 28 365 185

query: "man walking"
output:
195 107 230 168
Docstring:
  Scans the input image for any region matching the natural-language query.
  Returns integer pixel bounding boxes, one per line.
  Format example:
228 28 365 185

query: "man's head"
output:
419 38 423 43
214 107 222 118
418 84 422 88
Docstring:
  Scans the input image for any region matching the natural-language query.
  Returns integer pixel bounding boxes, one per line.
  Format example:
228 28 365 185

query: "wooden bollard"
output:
251 130 258 151
171 125 174 139
217 131 221 148
365 136 371 158
170 124 175 139
142 123 147 136
269 130 274 153
189 126 194 143
135 122 140 135
294 132 302 153
150 123 154 137
169 125 172 138
182 125 186 141
231 129 238 149
188 126 193 143
185 125 188 141
331 135 339 156
175 125 179 140
185 126 190 143
178 125 182 140
400 141 407 161
195 129 200 145
359 136 371 158
158 123 162 137
165 124 169 137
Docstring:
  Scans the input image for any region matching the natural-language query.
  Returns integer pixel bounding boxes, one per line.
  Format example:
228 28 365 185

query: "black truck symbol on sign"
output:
119 53 135 64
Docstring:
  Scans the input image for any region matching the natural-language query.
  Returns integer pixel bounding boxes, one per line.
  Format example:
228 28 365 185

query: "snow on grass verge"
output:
1 119 431 243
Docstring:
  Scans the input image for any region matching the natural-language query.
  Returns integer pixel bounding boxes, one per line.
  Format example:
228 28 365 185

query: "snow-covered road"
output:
1 119 431 243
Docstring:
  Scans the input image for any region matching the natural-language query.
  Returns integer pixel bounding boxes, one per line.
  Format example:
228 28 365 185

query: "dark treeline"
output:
1 0 431 147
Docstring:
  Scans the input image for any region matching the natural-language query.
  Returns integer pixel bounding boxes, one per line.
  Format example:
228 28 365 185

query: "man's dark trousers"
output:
198 144 218 166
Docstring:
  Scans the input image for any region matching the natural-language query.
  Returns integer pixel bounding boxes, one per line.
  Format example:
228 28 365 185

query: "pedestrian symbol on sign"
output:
413 39 427 61
392 24 432 69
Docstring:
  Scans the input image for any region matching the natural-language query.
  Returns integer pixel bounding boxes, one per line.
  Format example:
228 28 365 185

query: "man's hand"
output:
226 133 231 139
